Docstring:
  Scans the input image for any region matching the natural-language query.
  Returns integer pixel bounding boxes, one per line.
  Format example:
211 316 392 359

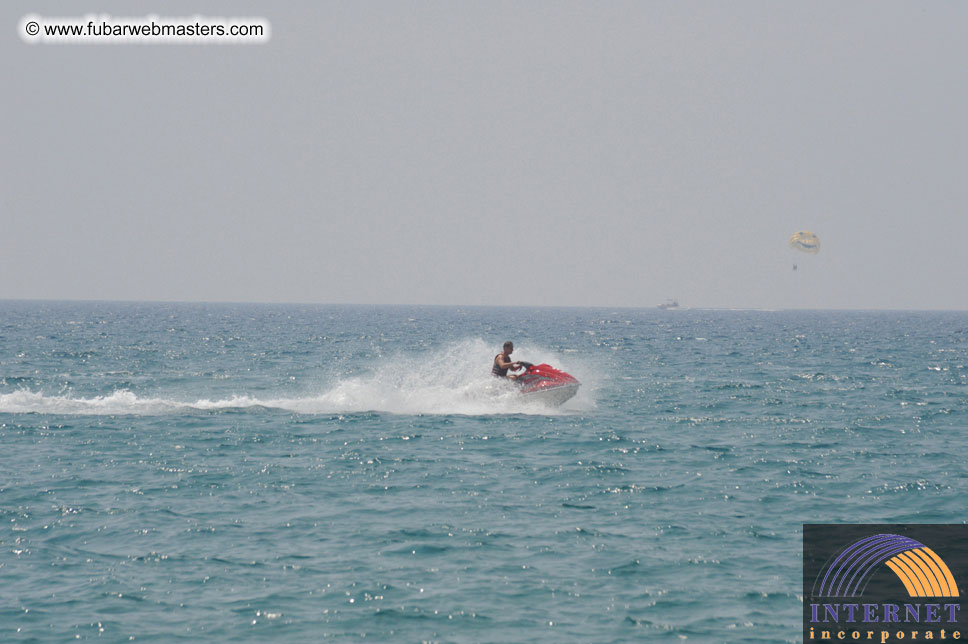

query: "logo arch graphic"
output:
814 534 959 598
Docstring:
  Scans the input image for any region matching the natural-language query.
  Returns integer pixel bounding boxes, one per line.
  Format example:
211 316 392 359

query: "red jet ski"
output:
514 362 580 406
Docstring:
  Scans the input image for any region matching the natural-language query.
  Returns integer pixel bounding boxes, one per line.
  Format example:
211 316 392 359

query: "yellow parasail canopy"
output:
789 231 820 254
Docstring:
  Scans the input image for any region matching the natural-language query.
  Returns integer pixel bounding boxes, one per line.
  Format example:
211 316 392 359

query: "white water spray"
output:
0 339 596 416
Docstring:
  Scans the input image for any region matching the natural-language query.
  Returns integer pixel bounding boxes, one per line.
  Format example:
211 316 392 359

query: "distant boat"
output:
657 299 679 310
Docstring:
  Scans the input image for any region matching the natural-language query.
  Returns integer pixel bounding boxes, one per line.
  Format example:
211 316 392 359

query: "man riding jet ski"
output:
493 341 580 406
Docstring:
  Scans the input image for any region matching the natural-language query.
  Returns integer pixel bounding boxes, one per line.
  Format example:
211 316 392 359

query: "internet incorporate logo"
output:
804 525 966 643
815 534 959 599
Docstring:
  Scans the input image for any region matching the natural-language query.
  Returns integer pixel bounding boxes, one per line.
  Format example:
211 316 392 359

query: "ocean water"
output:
1 301 966 643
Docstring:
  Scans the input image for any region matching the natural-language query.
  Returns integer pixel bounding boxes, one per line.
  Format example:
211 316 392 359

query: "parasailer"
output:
790 231 819 270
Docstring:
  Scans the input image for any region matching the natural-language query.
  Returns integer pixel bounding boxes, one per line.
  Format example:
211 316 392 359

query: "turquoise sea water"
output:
1 302 966 643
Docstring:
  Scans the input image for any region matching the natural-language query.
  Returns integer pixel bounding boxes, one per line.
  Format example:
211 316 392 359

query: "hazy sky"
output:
4 2 966 309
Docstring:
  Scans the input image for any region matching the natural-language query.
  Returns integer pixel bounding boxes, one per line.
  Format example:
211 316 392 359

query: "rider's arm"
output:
496 355 524 372
495 354 514 370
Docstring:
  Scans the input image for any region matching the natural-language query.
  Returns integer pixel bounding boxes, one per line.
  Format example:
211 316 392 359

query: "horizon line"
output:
1 297 966 313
